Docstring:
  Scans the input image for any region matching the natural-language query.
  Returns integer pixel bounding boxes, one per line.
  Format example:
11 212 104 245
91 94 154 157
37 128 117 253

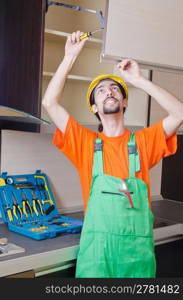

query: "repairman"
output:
42 31 183 278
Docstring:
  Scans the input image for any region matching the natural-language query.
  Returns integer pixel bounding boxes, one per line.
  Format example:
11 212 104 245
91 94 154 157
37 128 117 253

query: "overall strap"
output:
128 132 140 177
92 138 104 177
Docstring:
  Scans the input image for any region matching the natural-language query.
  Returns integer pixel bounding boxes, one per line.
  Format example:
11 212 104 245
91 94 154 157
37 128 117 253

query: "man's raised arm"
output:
42 31 87 133
117 59 183 138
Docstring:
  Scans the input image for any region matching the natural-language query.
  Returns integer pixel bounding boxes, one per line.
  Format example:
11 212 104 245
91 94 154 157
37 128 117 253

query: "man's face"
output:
92 80 127 115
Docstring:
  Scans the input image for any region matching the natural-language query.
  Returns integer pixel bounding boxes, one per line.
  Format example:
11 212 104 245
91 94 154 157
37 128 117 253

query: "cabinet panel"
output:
43 39 113 78
150 70 183 133
102 0 183 72
161 135 183 202
149 71 183 197
155 239 183 277
0 0 46 131
45 0 106 36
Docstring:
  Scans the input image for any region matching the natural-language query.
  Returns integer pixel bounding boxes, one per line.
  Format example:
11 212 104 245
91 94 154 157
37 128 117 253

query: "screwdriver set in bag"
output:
0 170 83 240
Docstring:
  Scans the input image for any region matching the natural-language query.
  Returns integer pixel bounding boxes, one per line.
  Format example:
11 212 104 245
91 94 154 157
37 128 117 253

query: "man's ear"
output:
123 98 128 108
92 104 98 113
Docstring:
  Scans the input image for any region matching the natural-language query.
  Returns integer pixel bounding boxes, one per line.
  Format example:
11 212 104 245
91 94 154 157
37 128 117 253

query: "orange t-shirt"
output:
53 116 177 212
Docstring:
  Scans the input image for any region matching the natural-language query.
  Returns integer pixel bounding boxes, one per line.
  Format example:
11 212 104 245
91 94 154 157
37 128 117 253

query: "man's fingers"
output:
69 31 86 44
76 31 80 42
67 35 72 43
124 61 131 70
76 31 83 42
77 31 88 44
117 59 132 70
71 32 77 43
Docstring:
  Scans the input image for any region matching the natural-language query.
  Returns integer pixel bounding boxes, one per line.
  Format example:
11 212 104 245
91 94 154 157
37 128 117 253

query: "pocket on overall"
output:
89 175 154 237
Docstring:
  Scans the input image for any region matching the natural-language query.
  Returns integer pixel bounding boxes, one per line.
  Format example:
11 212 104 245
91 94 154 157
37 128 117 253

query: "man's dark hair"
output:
89 79 127 132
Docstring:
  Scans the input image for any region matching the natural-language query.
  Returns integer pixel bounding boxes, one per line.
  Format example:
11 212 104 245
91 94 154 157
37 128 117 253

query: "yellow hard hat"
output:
87 74 128 112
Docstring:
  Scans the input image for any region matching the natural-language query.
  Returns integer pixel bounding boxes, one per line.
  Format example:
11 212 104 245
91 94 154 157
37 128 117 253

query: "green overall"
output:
76 133 156 278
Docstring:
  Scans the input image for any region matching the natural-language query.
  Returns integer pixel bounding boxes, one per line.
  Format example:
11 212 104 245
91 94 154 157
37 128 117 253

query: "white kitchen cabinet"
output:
102 0 183 72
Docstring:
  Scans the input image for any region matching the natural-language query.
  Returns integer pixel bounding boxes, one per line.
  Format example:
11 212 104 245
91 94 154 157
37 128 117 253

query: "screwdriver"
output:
32 191 44 216
80 28 103 40
21 192 33 217
12 191 22 220
2 190 13 222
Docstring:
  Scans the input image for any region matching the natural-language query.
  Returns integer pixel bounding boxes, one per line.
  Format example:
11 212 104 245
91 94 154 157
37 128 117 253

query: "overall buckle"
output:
128 145 137 154
94 143 103 151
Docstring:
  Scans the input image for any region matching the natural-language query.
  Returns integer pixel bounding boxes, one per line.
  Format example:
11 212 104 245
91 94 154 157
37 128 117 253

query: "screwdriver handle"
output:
22 200 33 217
26 201 33 217
33 199 44 216
2 190 13 221
17 205 22 218
37 199 44 216
7 208 13 222
33 200 39 216
13 205 18 219
13 204 22 219
22 200 28 217
80 32 91 40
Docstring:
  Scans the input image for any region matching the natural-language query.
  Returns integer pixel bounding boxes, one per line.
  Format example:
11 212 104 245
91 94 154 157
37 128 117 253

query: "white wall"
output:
1 130 83 213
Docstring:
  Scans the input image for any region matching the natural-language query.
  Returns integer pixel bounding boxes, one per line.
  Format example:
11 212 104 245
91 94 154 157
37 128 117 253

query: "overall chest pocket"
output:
101 190 134 209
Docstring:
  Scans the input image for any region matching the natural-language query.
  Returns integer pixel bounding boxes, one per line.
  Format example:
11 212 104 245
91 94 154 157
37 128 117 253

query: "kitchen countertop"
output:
1 199 183 277
0 211 83 277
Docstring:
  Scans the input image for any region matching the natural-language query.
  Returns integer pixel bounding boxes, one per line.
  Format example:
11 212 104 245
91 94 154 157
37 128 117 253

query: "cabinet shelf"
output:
43 71 93 82
44 28 102 49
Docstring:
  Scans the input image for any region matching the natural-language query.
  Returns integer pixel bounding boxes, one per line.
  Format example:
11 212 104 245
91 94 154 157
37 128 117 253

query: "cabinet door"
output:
149 71 183 196
0 0 46 131
155 239 183 277
161 135 183 202
150 70 183 132
102 0 183 71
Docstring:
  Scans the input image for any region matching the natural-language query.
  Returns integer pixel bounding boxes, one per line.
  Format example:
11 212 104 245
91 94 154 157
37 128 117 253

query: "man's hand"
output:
116 60 183 138
65 30 88 58
117 59 144 87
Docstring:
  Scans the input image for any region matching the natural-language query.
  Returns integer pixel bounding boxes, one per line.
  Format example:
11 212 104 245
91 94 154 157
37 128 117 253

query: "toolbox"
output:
0 170 83 240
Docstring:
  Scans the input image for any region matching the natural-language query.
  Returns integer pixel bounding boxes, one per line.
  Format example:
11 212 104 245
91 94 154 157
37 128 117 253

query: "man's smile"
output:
104 97 118 104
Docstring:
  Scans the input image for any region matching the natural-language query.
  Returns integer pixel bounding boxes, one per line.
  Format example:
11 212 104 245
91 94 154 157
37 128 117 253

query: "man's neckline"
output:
98 129 130 140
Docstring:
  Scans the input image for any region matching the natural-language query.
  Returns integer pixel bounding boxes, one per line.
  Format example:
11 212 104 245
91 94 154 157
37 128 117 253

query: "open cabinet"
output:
0 0 46 132
41 0 111 132
41 0 150 133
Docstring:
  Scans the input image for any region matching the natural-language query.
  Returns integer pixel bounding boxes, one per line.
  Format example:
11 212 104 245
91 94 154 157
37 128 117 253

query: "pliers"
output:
32 191 44 216
12 191 22 219
21 192 33 217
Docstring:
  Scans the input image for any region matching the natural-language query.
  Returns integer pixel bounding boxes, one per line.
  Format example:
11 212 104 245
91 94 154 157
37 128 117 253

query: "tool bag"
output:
0 170 82 240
